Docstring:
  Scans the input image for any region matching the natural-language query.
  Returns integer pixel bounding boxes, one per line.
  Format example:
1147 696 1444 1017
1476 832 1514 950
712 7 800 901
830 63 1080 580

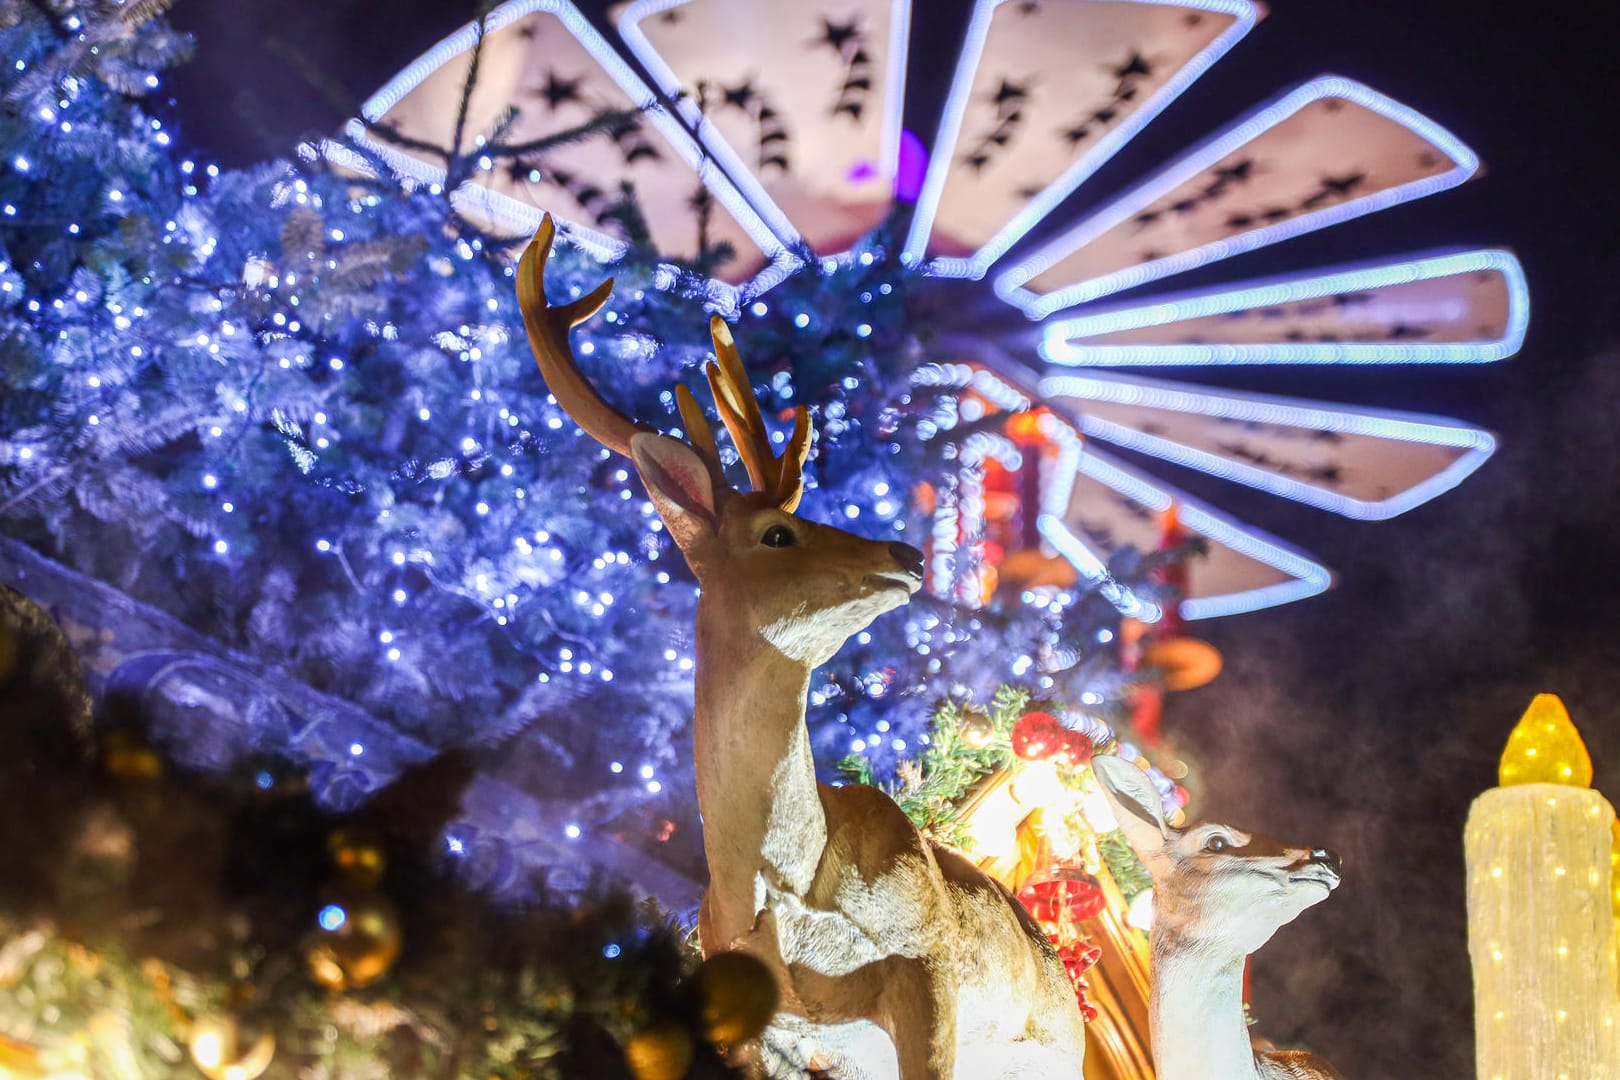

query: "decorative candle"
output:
1465 694 1620 1079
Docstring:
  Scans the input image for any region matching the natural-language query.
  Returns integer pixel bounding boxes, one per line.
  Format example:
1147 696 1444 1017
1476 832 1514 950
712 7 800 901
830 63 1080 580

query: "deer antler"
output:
516 215 812 511
704 318 812 512
516 216 643 456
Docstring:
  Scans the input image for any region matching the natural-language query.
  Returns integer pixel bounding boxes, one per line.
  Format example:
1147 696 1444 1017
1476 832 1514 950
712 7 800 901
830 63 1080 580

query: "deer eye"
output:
761 524 797 548
1204 835 1230 853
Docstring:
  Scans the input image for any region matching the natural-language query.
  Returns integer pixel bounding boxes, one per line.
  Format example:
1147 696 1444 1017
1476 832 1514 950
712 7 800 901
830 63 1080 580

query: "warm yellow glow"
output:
1035 810 1082 860
1078 790 1118 833
1498 693 1592 788
1010 760 1064 809
1466 767 1620 1076
191 1032 223 1070
964 783 1024 859
1613 820 1620 919
187 1016 275 1080
1125 888 1155 933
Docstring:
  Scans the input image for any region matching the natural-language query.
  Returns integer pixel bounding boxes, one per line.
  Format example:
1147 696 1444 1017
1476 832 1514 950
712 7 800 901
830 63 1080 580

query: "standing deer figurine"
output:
1090 754 1345 1080
517 217 1087 1079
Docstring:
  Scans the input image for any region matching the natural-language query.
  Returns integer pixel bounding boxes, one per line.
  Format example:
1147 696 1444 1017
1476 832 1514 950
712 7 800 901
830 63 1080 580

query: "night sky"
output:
162 1 1620 1073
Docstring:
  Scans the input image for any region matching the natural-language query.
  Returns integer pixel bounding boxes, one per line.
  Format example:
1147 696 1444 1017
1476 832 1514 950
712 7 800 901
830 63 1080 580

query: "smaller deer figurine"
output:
1090 754 1345 1080
517 216 1087 1079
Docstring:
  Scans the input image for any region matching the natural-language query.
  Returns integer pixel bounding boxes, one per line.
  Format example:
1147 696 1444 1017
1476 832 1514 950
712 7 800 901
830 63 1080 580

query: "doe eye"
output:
761 525 796 548
1204 835 1229 853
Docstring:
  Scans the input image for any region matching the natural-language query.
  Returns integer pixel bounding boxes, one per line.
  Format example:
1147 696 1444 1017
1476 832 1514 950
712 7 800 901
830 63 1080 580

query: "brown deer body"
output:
517 218 1086 1079
1091 755 1345 1080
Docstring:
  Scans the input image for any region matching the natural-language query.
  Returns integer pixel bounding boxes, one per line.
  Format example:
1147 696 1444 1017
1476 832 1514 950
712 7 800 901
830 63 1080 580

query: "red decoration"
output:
1010 711 1066 761
1043 934 1103 1023
1057 941 1103 980
1018 875 1107 923
1004 408 1050 447
1053 729 1094 769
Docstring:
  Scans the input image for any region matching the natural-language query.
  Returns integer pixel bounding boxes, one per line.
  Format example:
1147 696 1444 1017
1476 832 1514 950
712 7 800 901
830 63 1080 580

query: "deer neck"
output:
692 600 827 946
1149 930 1260 1080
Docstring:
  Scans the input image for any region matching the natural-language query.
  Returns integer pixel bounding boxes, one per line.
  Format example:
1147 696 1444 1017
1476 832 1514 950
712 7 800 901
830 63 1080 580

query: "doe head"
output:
1091 754 1341 957
516 216 923 667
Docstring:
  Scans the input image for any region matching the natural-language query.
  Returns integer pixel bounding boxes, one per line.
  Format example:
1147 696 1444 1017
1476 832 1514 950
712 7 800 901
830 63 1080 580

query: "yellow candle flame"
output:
1498 693 1593 787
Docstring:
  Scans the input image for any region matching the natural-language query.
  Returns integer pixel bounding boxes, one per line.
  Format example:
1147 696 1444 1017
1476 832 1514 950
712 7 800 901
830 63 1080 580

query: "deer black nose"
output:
1309 848 1342 875
890 542 925 580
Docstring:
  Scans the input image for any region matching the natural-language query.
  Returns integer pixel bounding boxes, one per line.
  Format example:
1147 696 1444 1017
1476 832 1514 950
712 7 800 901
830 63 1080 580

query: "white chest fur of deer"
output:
517 217 1086 1080
1091 755 1346 1080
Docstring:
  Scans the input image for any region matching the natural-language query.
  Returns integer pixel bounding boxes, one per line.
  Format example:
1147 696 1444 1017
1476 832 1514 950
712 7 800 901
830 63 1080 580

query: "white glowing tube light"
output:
916 362 1329 618
1047 447 1333 619
618 0 913 262
903 0 1259 277
996 75 1481 319
1040 372 1498 520
1038 249 1528 367
1037 513 1162 623
342 0 800 300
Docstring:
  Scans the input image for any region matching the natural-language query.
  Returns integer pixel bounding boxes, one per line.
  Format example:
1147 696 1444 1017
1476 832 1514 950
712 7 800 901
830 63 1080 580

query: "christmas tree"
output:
0 0 1171 830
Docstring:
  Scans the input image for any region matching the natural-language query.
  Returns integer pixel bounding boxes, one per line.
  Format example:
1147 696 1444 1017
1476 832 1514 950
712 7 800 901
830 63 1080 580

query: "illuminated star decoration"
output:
1057 49 1156 151
808 15 873 124
721 77 759 111
961 76 1033 172
538 69 584 110
814 16 862 56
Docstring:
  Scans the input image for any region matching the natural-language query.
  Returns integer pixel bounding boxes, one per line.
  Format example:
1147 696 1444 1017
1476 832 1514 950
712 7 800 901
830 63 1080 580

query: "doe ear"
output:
630 432 719 557
1091 754 1174 875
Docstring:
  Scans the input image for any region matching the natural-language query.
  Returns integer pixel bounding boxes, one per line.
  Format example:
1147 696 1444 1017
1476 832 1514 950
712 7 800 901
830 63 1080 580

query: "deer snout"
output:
889 542 925 582
1309 848 1341 876
1287 847 1343 890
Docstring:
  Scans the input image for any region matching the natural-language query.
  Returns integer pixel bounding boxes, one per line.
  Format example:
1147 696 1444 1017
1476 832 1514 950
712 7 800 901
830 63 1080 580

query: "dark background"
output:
160 1 1620 1073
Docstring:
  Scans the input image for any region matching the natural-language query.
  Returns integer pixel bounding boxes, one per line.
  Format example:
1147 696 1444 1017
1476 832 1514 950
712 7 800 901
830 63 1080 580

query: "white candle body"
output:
1465 784 1620 1079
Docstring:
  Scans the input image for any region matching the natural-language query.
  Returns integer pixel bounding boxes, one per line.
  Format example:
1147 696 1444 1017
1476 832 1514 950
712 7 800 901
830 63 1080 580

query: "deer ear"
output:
631 432 718 554
1092 754 1173 871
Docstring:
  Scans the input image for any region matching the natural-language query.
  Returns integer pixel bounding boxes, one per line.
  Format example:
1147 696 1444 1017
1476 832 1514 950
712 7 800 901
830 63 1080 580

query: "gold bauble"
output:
326 828 387 888
102 728 164 782
1498 693 1592 787
623 1022 695 1080
958 707 996 750
187 1013 275 1080
693 951 778 1047
306 888 402 991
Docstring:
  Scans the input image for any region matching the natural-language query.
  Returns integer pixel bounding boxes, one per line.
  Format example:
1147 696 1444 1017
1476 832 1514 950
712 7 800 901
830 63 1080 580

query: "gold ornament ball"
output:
623 1022 695 1080
326 828 387 888
188 1013 275 1080
693 950 779 1047
959 707 996 750
102 728 164 782
306 888 403 991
